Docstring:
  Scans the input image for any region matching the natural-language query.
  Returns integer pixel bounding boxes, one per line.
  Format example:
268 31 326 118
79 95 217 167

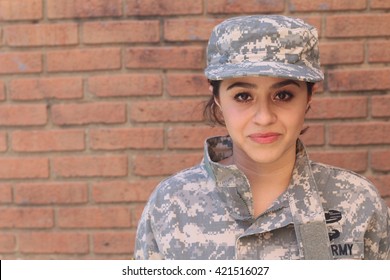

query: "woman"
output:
135 15 389 260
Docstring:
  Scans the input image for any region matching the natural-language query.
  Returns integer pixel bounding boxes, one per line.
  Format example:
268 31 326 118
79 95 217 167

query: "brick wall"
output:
0 0 389 259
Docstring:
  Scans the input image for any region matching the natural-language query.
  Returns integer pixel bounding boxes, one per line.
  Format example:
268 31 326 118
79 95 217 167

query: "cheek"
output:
279 108 306 132
220 105 249 127
220 107 240 128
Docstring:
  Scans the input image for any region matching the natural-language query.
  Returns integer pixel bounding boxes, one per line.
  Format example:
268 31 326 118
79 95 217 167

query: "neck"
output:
233 144 296 216
231 144 296 193
218 142 297 216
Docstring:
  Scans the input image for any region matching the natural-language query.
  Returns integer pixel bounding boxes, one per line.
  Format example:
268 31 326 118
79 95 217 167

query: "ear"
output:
311 83 322 100
307 82 320 105
312 83 320 92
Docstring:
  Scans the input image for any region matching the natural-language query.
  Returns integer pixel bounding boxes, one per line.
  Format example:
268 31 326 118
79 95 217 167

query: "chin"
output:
248 153 284 165
244 140 296 164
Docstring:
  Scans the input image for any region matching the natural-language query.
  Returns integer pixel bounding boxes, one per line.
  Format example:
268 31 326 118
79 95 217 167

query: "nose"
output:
252 101 277 126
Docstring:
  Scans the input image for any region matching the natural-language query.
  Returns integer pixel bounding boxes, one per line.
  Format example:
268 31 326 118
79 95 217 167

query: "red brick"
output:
289 0 366 11
47 48 121 72
368 40 390 63
371 150 390 172
19 232 89 254
0 184 12 203
309 150 368 173
0 234 16 253
47 0 122 19
372 95 390 117
0 52 42 74
208 0 284 13
328 68 390 92
126 0 203 16
0 132 7 152
0 80 5 100
0 104 47 126
166 73 209 97
89 255 133 260
329 122 390 145
299 124 325 146
4 23 78 47
134 153 202 176
92 180 159 203
167 126 228 149
88 74 162 98
306 97 367 119
0 208 53 228
369 175 390 197
326 14 390 38
12 130 85 152
0 0 42 21
52 155 127 178
93 232 135 254
10 77 83 101
14 182 88 205
84 20 159 44
52 102 126 126
0 158 49 179
130 100 204 123
125 46 205 70
319 42 364 65
90 128 164 150
164 19 221 42
58 207 131 228
371 0 390 9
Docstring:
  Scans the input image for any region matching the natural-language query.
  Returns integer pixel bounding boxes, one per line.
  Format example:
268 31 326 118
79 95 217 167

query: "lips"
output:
248 132 281 144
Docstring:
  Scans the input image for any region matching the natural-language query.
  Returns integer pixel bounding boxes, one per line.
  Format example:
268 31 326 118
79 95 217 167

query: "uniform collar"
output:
203 135 331 258
203 135 253 220
203 135 320 221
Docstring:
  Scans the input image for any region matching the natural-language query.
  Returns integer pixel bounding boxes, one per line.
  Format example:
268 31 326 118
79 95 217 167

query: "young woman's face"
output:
217 76 310 165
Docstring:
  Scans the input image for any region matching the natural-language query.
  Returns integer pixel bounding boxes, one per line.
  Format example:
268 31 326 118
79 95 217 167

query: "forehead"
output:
220 76 306 89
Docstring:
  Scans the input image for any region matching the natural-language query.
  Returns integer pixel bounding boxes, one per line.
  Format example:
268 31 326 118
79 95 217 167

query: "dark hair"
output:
204 80 315 131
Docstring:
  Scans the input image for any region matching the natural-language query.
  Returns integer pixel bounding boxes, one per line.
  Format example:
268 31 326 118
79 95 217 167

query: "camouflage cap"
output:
205 15 324 82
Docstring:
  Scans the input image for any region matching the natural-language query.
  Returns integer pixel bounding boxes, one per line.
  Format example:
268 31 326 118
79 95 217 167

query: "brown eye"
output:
234 92 252 102
274 91 293 101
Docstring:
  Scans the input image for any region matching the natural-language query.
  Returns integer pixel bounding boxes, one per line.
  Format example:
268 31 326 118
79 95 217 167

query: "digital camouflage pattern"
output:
135 136 390 260
204 15 324 82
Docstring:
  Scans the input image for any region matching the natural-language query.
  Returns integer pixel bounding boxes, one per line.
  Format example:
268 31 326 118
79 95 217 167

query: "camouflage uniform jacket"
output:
135 136 390 260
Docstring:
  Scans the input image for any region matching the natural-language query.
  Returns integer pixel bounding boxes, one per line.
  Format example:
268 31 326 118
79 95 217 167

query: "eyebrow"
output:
271 80 301 89
226 79 301 91
226 82 257 91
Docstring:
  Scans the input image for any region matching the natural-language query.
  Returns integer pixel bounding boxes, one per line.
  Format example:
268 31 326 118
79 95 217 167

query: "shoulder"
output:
311 161 373 189
310 161 385 208
145 162 213 211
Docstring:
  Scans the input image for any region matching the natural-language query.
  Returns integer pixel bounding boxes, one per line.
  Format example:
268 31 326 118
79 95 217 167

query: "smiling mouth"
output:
248 132 281 144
